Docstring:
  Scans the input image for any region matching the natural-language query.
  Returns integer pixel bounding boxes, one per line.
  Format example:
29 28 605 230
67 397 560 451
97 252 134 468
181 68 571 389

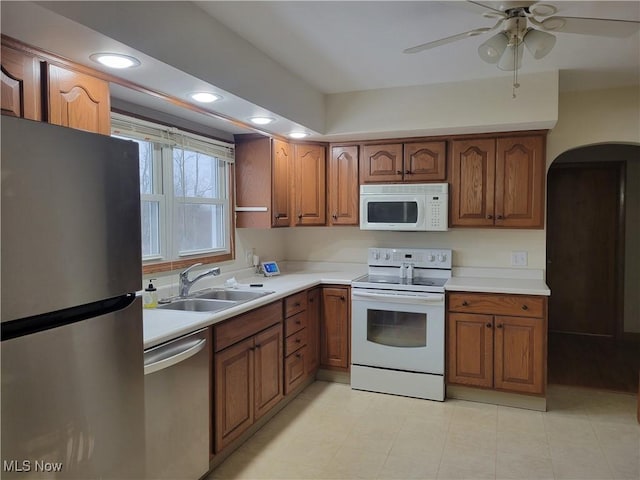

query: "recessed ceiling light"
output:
249 116 276 125
288 132 309 139
90 53 140 69
190 92 222 103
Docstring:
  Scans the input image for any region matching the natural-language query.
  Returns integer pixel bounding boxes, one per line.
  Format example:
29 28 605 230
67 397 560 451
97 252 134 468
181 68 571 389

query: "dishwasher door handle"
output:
144 338 206 375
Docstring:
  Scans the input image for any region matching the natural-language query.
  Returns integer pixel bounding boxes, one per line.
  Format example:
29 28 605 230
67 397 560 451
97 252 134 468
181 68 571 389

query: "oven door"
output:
359 194 426 231
351 289 444 374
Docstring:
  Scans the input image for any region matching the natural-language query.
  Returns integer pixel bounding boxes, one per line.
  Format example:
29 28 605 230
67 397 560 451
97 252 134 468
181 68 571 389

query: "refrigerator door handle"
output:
144 338 207 375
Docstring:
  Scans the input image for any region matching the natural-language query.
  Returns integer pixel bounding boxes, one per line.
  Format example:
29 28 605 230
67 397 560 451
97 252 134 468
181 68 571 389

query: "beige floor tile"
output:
497 429 550 458
322 445 387 479
437 450 496 479
210 382 639 480
377 451 441 479
496 451 554 479
497 405 546 435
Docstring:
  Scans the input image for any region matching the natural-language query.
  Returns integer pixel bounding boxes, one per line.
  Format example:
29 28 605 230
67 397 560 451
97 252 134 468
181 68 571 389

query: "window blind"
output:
111 112 235 163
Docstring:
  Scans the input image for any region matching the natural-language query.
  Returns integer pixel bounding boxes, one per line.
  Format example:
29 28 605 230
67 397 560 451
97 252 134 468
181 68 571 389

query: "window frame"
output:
111 113 236 274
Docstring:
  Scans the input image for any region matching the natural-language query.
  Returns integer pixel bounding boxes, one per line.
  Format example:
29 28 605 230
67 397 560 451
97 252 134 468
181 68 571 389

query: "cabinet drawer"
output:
285 311 307 336
448 292 544 318
285 328 307 356
214 301 283 352
284 291 307 317
284 346 307 395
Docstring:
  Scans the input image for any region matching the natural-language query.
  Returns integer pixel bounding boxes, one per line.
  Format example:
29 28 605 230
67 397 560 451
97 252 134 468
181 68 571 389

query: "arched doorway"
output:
546 143 639 393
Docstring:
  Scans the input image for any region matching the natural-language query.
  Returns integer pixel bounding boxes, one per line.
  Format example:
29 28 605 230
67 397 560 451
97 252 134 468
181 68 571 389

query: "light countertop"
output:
143 264 550 349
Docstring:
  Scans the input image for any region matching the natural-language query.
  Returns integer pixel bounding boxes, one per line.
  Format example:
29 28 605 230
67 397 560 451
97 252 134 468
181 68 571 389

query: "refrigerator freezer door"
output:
1 116 141 323
1 298 145 479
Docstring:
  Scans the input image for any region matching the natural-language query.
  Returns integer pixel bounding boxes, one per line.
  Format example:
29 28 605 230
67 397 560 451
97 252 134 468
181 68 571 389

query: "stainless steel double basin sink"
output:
157 288 274 313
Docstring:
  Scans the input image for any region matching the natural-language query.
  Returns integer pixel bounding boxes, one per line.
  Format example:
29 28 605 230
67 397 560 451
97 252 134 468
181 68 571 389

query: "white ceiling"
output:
197 1 640 93
1 1 639 139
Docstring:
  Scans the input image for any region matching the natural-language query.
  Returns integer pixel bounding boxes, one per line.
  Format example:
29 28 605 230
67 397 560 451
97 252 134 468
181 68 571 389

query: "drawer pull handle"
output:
396 170 403 175
340 296 346 301
496 324 503 329
295 338 301 343
295 320 301 325
296 353 301 358
522 305 528 310
487 214 493 219
255 344 261 349
462 301 469 306
486 322 492 328
294 302 301 307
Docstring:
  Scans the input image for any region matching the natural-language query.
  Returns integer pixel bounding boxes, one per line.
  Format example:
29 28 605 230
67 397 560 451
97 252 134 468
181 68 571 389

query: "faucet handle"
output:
180 262 203 277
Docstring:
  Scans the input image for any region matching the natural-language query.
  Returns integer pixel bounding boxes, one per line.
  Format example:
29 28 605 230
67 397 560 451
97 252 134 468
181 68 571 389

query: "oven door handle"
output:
351 290 444 304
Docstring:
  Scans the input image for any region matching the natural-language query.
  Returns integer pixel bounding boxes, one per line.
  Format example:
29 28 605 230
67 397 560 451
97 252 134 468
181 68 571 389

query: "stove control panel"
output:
367 247 452 269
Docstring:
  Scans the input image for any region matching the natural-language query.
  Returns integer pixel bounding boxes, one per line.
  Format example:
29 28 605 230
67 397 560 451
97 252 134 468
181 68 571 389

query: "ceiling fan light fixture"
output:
497 42 524 71
478 32 509 64
523 28 556 59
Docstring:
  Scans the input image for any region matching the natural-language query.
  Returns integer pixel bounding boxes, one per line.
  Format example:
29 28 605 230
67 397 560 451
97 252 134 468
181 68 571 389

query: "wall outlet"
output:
245 249 254 265
511 251 528 267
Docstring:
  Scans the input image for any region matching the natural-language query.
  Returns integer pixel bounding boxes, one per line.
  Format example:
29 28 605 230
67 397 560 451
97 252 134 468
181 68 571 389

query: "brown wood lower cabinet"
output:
213 303 283 453
283 289 320 394
320 286 350 371
447 292 547 395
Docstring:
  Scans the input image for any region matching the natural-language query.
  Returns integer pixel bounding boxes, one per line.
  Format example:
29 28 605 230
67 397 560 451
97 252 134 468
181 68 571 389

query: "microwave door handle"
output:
352 291 444 304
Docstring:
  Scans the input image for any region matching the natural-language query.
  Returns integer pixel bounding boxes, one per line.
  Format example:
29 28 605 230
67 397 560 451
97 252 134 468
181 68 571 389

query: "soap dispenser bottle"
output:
143 279 158 309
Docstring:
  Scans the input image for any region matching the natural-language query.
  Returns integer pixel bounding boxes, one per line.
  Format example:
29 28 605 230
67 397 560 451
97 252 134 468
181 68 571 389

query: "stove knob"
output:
372 251 380 260
384 252 391 260
437 254 447 262
427 254 435 262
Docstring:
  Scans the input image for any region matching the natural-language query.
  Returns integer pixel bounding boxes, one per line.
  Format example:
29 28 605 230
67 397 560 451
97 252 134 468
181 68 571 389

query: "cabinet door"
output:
1 46 41 120
328 146 359 225
450 139 496 227
320 287 350 370
214 337 254 452
253 324 283 420
494 315 545 394
271 139 291 227
235 137 273 228
285 347 308 395
48 64 111 135
306 288 321 375
404 141 446 182
293 144 326 225
360 144 403 183
447 313 494 388
495 136 545 228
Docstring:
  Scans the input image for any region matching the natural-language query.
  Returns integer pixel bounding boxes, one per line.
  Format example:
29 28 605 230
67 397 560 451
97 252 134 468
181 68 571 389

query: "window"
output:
112 113 234 268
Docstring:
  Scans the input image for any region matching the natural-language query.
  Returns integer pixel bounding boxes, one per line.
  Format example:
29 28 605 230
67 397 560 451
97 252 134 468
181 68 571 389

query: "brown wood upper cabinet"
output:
328 145 359 225
449 134 545 228
235 136 291 228
1 46 41 120
292 144 326 226
1 44 111 135
360 141 446 184
47 64 111 135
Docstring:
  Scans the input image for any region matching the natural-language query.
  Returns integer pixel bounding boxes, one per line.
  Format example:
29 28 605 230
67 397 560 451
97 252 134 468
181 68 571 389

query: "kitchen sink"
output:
157 298 237 312
157 289 275 312
193 289 274 302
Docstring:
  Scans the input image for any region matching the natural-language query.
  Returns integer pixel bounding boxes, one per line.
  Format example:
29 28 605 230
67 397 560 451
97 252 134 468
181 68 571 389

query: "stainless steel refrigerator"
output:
1 116 145 479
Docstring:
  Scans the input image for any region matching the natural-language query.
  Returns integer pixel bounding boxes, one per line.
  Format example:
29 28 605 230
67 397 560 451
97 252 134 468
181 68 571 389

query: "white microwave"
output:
359 183 448 231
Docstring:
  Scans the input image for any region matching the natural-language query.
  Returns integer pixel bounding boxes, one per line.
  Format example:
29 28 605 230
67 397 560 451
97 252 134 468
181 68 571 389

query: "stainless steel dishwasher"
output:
144 327 210 480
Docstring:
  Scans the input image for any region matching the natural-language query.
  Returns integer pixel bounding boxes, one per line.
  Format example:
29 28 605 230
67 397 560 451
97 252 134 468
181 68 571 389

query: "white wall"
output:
281 227 545 269
325 71 559 140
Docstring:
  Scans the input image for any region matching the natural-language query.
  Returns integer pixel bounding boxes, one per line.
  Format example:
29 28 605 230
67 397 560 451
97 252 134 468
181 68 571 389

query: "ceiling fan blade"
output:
466 1 508 16
403 27 492 54
541 16 640 37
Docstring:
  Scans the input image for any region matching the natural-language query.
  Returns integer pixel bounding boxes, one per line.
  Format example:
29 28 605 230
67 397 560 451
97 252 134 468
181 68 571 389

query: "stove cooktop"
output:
352 274 448 293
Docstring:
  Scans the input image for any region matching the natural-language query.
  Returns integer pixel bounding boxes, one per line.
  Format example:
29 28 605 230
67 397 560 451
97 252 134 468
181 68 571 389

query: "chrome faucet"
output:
178 263 221 297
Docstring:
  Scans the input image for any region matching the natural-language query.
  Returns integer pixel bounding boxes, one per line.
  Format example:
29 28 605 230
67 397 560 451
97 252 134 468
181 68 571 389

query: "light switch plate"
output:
511 251 528 266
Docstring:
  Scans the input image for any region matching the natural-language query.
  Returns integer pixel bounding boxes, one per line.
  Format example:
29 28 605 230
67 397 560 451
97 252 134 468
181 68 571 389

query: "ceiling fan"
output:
403 1 640 96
